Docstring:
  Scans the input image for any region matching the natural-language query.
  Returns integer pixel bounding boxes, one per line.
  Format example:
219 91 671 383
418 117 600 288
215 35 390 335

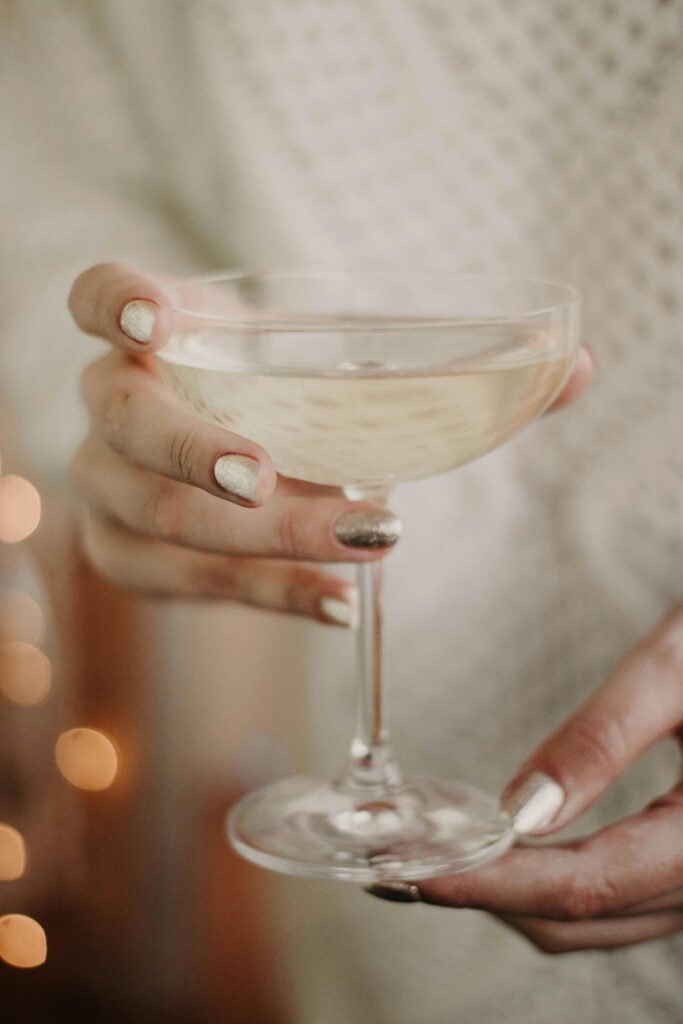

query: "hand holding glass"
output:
157 272 580 881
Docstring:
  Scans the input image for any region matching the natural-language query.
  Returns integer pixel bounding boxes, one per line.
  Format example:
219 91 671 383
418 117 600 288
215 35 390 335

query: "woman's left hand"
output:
371 605 683 953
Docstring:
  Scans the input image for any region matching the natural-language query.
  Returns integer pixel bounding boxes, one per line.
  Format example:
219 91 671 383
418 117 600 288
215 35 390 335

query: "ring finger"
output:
73 439 398 562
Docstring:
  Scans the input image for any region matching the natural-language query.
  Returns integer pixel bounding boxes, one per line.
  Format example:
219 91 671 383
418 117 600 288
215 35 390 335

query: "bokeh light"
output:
0 641 51 705
55 728 118 791
0 476 41 544
0 589 44 645
0 824 26 881
0 914 47 968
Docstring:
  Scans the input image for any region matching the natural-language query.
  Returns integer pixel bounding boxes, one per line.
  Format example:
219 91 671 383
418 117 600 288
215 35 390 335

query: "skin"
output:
68 262 593 625
416 607 683 952
70 262 683 959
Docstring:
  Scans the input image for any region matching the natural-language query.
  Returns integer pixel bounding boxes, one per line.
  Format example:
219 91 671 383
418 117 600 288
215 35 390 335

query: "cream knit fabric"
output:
2 2 683 1020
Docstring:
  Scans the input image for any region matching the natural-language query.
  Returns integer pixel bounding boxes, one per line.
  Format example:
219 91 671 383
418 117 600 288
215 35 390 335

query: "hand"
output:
67 263 403 625
68 263 593 624
376 607 683 953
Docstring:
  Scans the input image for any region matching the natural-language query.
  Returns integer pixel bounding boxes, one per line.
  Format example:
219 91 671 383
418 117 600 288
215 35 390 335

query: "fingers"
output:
80 352 277 506
500 604 683 835
499 910 683 954
73 438 398 562
82 514 358 625
68 262 172 352
416 786 683 920
546 345 594 412
608 886 683 917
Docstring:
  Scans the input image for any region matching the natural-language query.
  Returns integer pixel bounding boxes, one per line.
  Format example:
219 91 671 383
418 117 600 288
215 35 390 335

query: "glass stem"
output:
342 489 402 794
356 560 384 747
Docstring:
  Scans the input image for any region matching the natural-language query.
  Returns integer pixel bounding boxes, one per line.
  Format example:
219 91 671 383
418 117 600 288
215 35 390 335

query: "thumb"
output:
501 605 683 836
68 262 172 353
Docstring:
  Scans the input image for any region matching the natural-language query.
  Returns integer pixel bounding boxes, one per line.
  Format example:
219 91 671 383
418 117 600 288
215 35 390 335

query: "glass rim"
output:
161 269 581 333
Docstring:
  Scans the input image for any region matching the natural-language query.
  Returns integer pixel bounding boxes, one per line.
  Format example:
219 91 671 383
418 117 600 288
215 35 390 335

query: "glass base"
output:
227 774 515 882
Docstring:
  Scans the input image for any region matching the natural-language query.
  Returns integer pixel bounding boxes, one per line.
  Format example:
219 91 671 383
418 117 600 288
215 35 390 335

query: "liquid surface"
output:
157 330 574 488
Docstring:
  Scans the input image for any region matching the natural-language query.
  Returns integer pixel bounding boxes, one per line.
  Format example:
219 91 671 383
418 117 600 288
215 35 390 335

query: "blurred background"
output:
0 421 310 1023
2 1 683 1022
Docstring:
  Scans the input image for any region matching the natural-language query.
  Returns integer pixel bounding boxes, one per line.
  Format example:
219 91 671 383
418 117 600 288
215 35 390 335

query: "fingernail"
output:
214 454 260 502
120 299 158 343
333 509 402 549
320 590 359 628
502 771 565 835
365 881 422 903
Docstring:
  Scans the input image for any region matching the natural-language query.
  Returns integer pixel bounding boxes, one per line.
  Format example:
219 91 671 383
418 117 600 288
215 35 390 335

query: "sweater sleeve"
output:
0 3 208 487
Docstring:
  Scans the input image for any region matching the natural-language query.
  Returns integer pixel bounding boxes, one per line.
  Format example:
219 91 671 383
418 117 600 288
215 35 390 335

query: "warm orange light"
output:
0 641 51 705
0 476 41 543
55 728 118 791
0 914 47 968
0 824 26 881
0 589 44 645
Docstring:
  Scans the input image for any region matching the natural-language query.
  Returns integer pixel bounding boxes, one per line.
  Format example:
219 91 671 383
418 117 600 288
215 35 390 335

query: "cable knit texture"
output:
2 2 683 1020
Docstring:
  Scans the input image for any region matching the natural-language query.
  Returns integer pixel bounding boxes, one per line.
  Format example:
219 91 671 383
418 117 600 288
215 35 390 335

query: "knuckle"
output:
187 557 240 600
283 565 312 611
167 427 198 483
556 868 614 921
567 713 626 779
277 507 308 558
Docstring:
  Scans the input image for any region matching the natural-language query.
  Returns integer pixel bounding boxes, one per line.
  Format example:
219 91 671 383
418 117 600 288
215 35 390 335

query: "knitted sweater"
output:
2 3 682 1020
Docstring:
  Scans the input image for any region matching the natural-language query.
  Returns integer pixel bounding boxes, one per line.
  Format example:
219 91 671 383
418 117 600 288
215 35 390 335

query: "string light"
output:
0 476 41 544
0 641 52 705
0 914 47 968
0 460 125 974
0 825 26 881
55 728 119 791
0 459 51 969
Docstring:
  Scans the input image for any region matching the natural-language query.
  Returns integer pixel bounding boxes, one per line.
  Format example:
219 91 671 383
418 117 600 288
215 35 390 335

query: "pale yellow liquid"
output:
157 332 573 488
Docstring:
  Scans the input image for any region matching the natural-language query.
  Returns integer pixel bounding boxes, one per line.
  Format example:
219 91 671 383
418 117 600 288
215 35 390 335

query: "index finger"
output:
68 262 173 352
502 604 683 837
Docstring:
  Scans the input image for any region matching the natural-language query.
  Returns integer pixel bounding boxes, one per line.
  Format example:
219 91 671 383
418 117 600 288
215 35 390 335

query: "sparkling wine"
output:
157 330 574 488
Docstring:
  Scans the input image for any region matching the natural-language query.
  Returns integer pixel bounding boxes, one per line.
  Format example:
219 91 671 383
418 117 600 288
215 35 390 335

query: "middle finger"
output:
73 439 400 562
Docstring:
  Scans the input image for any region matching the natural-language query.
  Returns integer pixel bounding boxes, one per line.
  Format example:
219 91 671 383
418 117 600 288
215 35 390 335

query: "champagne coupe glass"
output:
156 271 580 882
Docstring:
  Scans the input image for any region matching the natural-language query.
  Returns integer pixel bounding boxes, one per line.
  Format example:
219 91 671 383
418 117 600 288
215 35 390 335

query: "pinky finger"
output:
82 515 357 626
498 910 683 954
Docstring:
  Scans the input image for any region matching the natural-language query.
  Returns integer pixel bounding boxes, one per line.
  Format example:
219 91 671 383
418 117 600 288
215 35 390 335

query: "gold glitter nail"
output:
334 509 402 549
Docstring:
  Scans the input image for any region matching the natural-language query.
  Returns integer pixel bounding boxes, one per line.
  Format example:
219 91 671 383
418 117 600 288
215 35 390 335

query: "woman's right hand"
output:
67 263 402 628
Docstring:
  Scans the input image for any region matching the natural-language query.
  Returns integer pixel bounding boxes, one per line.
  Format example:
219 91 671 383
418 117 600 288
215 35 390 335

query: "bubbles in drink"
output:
157 330 573 488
